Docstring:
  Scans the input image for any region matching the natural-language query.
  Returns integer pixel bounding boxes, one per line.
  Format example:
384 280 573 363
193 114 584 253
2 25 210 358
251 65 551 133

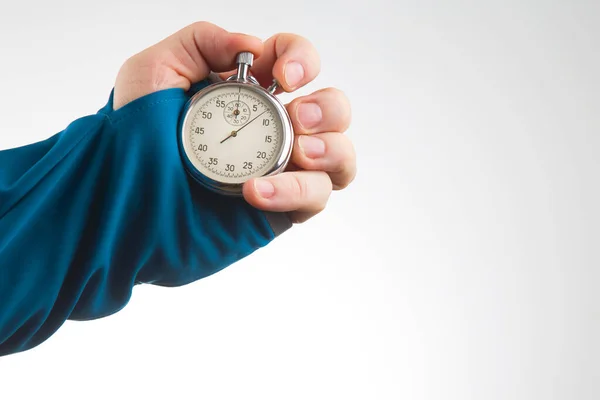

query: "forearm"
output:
0 85 289 356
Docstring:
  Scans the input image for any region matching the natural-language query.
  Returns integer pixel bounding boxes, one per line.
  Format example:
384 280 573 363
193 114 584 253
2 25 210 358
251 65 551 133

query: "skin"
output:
113 21 356 224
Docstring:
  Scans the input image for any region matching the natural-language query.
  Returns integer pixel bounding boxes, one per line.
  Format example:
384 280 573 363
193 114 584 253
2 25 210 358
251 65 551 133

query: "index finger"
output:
114 21 264 109
219 33 321 93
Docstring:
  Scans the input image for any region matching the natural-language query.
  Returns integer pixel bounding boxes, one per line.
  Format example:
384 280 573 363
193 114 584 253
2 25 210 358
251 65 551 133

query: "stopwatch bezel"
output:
178 79 294 197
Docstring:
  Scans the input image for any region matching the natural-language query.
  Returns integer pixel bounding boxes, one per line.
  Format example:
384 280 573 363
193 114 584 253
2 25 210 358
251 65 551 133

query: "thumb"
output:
113 21 264 110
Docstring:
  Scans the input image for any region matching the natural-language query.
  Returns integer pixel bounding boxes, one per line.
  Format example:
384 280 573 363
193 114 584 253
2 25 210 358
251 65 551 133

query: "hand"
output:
113 21 356 224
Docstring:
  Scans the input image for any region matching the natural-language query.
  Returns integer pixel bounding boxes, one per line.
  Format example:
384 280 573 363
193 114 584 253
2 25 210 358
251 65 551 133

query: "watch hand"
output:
220 130 237 144
235 110 267 134
220 111 267 144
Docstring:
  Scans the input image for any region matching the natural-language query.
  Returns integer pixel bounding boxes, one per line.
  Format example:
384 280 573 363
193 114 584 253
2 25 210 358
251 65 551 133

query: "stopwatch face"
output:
180 82 291 188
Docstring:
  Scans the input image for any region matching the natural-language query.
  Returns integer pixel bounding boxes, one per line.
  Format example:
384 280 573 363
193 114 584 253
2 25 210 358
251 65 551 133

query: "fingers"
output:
286 87 355 190
242 171 332 216
160 22 263 81
256 33 321 92
292 132 357 190
114 21 263 109
219 32 320 92
242 86 355 222
287 87 352 134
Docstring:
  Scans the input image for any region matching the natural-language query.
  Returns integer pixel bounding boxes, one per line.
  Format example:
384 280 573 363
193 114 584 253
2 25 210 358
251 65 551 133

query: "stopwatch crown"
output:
236 52 254 67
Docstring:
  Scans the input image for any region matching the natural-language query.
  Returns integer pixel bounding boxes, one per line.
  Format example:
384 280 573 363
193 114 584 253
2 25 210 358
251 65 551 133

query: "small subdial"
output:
224 100 251 126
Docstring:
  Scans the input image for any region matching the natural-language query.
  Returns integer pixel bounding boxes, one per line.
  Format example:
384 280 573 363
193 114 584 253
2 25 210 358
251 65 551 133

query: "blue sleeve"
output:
0 81 292 357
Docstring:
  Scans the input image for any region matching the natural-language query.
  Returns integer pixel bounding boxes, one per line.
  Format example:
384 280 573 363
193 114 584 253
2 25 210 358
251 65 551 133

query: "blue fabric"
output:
0 81 279 356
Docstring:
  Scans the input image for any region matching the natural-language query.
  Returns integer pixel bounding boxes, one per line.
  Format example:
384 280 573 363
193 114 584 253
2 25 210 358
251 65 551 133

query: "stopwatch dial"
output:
223 100 251 126
185 85 285 185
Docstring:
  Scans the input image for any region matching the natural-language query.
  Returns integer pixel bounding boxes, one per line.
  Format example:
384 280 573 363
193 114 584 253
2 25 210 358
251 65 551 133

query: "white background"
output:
1 1 599 399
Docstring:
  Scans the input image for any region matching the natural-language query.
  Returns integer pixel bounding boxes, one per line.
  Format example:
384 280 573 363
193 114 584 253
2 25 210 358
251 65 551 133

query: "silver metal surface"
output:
227 74 259 85
178 62 294 197
236 64 249 81
236 51 254 67
267 79 280 95
235 52 253 81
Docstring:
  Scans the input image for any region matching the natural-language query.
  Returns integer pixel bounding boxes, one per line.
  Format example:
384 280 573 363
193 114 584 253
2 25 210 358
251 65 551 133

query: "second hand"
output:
220 110 267 144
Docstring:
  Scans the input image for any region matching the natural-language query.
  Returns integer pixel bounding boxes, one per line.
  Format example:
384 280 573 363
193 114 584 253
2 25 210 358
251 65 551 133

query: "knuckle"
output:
309 45 322 73
323 87 349 105
188 20 214 33
331 168 356 191
333 177 353 191
321 87 352 131
276 33 321 72
290 173 309 200
120 52 147 72
324 86 346 99
190 22 221 50
330 134 356 170
329 138 357 190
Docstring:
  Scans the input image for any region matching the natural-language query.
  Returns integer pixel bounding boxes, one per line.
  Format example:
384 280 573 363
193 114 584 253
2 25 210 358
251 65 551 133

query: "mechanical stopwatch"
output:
178 51 294 196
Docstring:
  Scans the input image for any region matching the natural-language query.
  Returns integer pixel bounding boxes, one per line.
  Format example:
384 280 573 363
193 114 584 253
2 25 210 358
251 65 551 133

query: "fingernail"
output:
284 61 305 88
297 103 322 129
254 179 275 198
299 135 326 158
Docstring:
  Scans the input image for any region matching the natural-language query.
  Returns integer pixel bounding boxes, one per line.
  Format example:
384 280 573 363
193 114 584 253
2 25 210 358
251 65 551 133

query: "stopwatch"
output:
178 51 294 196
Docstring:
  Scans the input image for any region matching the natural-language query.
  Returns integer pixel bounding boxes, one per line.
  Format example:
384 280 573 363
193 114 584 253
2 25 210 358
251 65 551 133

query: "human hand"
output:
0 21 358 357
113 21 356 224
